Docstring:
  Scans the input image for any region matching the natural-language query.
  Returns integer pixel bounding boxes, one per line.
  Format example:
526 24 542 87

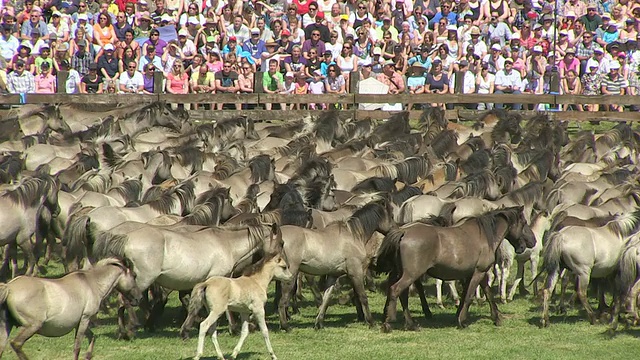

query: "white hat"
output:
566 10 576 17
383 59 395 66
251 27 260 34
285 71 294 78
373 47 382 55
104 43 115 51
187 16 199 24
593 46 604 53
77 13 88 21
446 24 457 31
586 58 600 68
511 33 521 40
161 13 173 22
491 44 501 51
313 69 322 75
533 45 543 52
178 28 189 36
52 10 62 17
609 61 621 70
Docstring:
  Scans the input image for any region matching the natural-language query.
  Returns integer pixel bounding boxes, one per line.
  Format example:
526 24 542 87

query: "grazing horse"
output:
540 209 640 327
378 206 535 330
277 200 397 331
181 248 291 359
0 174 59 277
0 258 142 360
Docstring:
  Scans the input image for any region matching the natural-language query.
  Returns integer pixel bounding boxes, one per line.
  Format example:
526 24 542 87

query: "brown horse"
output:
377 206 535 331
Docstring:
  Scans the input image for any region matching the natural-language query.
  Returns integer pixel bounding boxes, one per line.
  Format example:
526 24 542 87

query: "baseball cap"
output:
504 57 514 63
228 36 237 42
323 50 332 56
285 71 294 78
251 28 260 34
281 29 291 36
104 43 115 51
609 61 621 69
373 47 382 55
178 29 189 37
533 45 543 52
316 11 324 19
491 44 501 51
77 13 88 21
88 63 98 70
77 39 87 47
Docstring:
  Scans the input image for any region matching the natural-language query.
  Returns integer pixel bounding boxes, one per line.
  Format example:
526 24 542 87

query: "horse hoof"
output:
381 323 393 333
540 318 550 328
314 322 324 330
437 303 445 310
280 324 291 333
501 299 507 304
405 323 420 332
494 317 503 327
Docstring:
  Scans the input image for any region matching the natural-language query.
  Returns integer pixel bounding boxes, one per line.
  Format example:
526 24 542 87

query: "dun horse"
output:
377 206 535 330
0 258 142 360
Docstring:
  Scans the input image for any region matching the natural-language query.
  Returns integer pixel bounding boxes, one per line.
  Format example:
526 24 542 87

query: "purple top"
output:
301 39 326 56
283 56 307 72
143 74 154 93
144 38 168 57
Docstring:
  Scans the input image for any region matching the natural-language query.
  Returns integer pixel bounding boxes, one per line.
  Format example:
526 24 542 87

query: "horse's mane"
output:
282 208 313 227
290 157 332 185
476 207 522 247
143 181 194 215
346 201 389 243
77 148 101 172
491 113 522 143
2 177 48 207
505 181 544 205
461 135 486 152
458 170 497 198
393 157 431 184
69 170 112 193
215 116 249 139
110 178 143 203
352 177 396 194
491 144 513 168
391 186 422 205
276 134 316 157
441 161 460 181
602 169 634 186
212 153 242 180
607 208 640 238
494 165 517 193
248 154 273 183
461 149 491 174
0 152 24 184
183 202 226 226
344 118 374 140
93 231 129 260
430 129 459 159
173 144 204 169
302 179 333 209
368 111 410 144
314 109 342 144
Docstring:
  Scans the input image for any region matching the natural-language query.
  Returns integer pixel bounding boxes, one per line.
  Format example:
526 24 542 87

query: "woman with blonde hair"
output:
166 59 190 94
337 43 357 88
47 11 69 43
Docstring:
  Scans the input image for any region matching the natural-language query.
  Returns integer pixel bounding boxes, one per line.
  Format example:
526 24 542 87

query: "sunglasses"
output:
16 64 24 68
148 67 155 71
151 33 159 36
312 33 320 36
329 69 336 72
344 46 351 49
243 67 251 70
359 6 366 9
128 66 136 69
223 65 231 68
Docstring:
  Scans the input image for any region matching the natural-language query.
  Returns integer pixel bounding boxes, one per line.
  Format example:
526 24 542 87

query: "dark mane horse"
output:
377 206 535 331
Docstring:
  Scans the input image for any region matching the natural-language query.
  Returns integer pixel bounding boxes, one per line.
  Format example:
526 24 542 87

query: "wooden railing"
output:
1 93 639 122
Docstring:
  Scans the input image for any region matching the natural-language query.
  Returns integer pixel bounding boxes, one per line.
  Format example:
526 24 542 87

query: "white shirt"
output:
119 70 144 91
449 70 476 94
495 69 523 90
65 69 81 93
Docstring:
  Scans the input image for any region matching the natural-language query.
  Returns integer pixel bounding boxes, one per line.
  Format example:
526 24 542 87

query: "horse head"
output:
375 195 399 235
503 206 536 254
113 257 143 307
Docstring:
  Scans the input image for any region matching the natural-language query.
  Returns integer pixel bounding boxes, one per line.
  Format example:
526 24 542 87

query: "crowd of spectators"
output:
0 0 638 111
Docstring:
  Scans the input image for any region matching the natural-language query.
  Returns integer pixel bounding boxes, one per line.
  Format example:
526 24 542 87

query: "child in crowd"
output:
308 69 325 110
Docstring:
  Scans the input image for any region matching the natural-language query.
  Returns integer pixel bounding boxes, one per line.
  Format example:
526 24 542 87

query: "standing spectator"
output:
425 59 449 108
80 63 103 93
34 62 56 93
97 43 119 83
279 72 297 109
581 61 601 111
601 61 627 111
407 62 426 109
449 59 476 108
6 60 35 94
494 57 523 110
294 73 309 109
237 63 254 94
60 59 81 94
308 69 326 109
476 61 495 110
119 60 144 93
214 61 239 109
337 43 357 86
166 59 189 94
21 7 49 40
71 39 94 77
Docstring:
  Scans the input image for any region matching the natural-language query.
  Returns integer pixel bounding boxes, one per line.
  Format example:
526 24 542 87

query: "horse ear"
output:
138 174 143 180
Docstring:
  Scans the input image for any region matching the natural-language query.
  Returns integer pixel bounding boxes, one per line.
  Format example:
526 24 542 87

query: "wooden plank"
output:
0 95 23 104
153 71 163 94
259 93 355 104
546 111 640 122
189 109 355 122
354 93 557 104
158 93 260 103
554 95 640 105
20 94 158 104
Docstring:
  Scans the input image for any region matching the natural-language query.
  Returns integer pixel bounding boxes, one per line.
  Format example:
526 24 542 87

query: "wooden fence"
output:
1 93 639 122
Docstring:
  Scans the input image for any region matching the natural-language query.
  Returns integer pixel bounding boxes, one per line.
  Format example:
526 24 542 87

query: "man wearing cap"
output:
177 28 197 66
227 15 250 44
139 44 163 72
71 39 95 76
494 57 523 110
408 46 432 72
34 45 53 74
305 8 331 42
20 7 48 41
449 59 476 109
377 60 405 94
6 59 35 94
242 28 267 67
580 3 602 32
483 43 506 74
0 24 19 63
601 61 626 111
98 43 120 82
487 12 512 48
463 27 488 59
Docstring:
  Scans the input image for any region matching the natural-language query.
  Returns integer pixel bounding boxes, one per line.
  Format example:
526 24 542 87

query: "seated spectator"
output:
21 7 49 41
24 28 48 55
113 12 132 43
262 59 284 110
581 61 601 111
53 43 70 74
243 27 267 67
376 60 405 94
283 45 307 79
93 11 117 56
98 43 120 83
116 60 143 94
304 47 322 78
47 13 69 44
601 61 627 111
139 45 163 73
425 59 449 109
561 69 583 110
222 36 242 57
294 74 309 109
166 59 190 94
483 43 505 75
0 24 19 65
80 63 103 93
559 48 580 78
60 60 81 94
494 57 523 110
206 51 224 73
134 13 153 39
280 72 297 110
117 29 140 61
71 39 95 77
214 61 240 110
320 50 335 77
140 64 157 94
476 62 495 110
34 45 53 74
308 69 326 110
162 41 182 74
324 64 346 95
144 30 168 58
34 62 56 93
6 59 35 93
449 59 476 108
407 62 427 109
238 64 254 94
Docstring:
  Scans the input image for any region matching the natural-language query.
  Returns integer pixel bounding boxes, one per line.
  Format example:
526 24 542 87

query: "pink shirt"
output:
167 72 189 94
34 73 56 93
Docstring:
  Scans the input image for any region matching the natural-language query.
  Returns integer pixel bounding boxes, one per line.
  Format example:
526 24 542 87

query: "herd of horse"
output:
0 101 639 359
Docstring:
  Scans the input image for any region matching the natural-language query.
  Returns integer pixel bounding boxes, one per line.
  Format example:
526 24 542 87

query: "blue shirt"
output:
242 39 267 60
408 55 432 72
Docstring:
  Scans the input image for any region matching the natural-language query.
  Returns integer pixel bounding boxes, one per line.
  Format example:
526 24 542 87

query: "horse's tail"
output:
549 210 568 233
374 228 405 273
616 244 640 297
540 232 564 280
0 284 8 306
63 214 91 270
180 281 208 336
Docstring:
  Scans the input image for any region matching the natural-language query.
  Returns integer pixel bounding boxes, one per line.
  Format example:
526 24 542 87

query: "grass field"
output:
4 262 639 360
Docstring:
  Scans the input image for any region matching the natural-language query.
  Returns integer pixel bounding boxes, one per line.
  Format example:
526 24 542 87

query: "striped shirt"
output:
6 70 36 94
600 74 627 95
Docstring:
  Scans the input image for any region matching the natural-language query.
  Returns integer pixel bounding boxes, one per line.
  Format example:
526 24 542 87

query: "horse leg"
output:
230 313 250 359
413 280 433 319
278 271 297 332
314 278 337 330
0 305 13 357
17 235 37 277
399 287 418 331
10 323 42 360
510 259 525 300
448 281 460 306
499 261 510 304
383 272 417 333
347 264 374 328
557 270 570 314
195 309 223 360
541 268 559 328
84 327 96 360
72 317 90 360
531 254 540 297
254 307 278 360
575 273 596 324
435 279 445 309
457 272 486 328
480 272 502 326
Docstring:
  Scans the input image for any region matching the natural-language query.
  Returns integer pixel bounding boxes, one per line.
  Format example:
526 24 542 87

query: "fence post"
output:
56 70 69 93
153 71 164 94
549 67 560 111
255 71 264 109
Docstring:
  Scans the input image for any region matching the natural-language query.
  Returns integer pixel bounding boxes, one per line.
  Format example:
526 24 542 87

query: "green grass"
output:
5 263 639 360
